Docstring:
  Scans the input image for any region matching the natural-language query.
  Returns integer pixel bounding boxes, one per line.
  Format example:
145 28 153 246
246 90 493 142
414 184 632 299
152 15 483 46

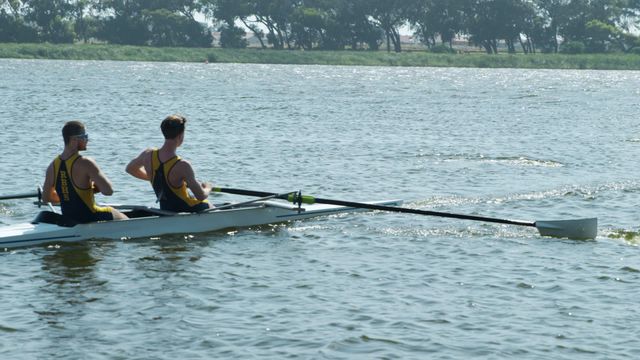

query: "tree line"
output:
1 0 639 54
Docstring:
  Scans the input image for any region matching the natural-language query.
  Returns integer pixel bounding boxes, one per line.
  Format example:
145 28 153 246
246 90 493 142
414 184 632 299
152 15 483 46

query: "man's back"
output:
125 115 213 213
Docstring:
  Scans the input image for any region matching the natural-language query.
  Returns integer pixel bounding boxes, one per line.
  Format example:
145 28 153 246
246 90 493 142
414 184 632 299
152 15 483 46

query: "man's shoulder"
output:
175 157 193 167
173 157 195 173
75 155 100 169
138 148 155 158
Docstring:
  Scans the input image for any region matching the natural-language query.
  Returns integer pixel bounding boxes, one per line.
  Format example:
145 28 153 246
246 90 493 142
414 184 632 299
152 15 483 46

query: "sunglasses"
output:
73 133 89 141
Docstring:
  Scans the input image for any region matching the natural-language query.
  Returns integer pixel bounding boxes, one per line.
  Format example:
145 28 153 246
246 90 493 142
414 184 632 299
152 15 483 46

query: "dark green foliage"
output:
560 41 586 54
23 0 76 43
219 25 248 48
97 16 151 46
145 9 213 47
583 19 619 53
0 10 39 42
430 44 455 53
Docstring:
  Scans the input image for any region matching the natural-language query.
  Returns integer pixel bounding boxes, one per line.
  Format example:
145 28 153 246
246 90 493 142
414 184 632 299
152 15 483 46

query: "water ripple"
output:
418 152 564 168
1 60 639 359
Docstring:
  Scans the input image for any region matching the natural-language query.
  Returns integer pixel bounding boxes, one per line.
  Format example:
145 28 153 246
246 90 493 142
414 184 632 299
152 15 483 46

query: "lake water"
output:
1 59 639 359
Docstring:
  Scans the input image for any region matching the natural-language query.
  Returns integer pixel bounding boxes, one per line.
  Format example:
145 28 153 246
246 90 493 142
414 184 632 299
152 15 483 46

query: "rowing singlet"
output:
151 150 209 212
53 154 114 223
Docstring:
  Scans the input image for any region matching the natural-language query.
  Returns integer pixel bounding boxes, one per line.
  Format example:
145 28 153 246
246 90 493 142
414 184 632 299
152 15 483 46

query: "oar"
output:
0 189 41 201
212 187 598 240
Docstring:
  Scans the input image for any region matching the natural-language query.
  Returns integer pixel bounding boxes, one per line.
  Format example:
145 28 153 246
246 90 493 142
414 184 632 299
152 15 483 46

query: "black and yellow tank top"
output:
151 149 209 212
53 154 113 223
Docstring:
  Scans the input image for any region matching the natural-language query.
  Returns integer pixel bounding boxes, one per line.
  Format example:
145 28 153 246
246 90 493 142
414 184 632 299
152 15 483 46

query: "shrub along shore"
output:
1 43 640 70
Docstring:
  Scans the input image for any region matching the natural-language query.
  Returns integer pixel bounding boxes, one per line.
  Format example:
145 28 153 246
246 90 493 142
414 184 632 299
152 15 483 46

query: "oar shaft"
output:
0 192 40 201
314 197 535 227
213 187 536 228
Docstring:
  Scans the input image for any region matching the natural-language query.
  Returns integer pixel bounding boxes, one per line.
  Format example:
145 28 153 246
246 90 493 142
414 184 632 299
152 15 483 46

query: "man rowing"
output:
125 114 213 212
42 121 128 223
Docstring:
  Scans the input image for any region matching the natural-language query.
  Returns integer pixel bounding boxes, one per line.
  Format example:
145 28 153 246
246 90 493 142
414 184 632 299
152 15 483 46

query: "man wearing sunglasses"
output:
125 114 213 212
42 121 128 223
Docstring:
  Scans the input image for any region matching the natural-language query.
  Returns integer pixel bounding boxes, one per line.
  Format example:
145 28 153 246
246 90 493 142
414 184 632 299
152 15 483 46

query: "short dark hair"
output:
62 121 86 145
161 115 187 139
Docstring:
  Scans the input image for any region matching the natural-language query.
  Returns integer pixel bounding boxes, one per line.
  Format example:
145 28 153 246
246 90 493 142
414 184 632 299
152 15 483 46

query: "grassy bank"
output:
1 42 640 70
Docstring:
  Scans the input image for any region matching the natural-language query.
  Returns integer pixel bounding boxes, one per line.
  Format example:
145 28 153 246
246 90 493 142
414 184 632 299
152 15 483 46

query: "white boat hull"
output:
0 199 402 249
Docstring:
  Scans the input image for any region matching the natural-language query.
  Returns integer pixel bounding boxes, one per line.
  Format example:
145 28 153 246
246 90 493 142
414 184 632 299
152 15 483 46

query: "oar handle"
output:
213 187 536 228
213 187 279 198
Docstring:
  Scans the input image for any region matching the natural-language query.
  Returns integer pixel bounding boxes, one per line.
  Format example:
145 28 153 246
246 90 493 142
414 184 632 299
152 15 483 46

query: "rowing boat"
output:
0 199 403 249
0 186 599 247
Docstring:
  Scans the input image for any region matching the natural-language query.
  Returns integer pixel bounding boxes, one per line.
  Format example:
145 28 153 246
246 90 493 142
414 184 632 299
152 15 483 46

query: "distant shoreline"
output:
1 43 640 70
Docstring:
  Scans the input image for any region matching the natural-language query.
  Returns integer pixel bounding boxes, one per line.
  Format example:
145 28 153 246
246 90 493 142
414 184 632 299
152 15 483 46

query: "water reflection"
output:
36 243 106 324
41 243 100 281
130 234 210 274
23 243 112 357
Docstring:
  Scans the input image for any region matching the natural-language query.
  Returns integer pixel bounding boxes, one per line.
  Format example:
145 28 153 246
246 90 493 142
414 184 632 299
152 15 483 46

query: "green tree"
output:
409 0 467 48
96 0 211 46
466 0 500 53
145 8 212 47
290 6 324 49
23 0 75 42
206 0 295 49
561 1 623 40
255 0 297 49
466 0 535 54
534 0 572 52
620 32 640 52
293 0 382 50
201 0 267 48
219 24 248 48
0 5 39 42
367 0 405 52
584 19 620 51
521 11 557 53
1 0 22 15
71 0 99 43
95 0 151 45
333 0 383 50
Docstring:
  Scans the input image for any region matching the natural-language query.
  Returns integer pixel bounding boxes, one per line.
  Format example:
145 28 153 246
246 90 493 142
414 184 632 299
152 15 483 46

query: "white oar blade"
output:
535 218 598 240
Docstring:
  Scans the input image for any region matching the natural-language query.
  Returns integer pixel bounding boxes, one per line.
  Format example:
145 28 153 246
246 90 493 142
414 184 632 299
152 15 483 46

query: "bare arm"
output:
126 149 151 181
42 162 60 203
85 158 114 196
178 160 211 201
